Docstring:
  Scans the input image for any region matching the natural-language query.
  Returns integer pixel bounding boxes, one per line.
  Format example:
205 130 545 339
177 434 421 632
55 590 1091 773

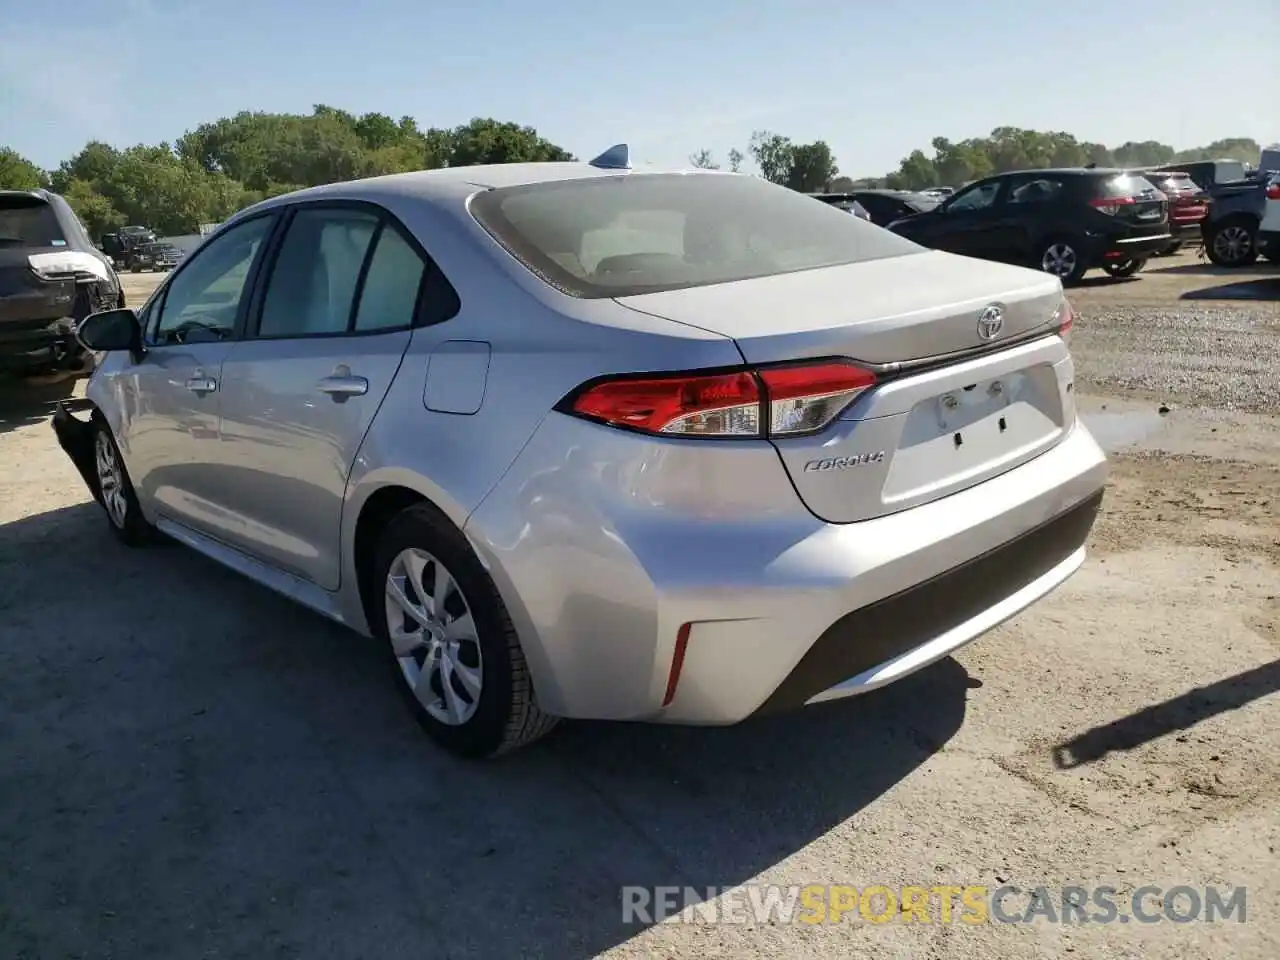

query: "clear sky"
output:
2 0 1276 177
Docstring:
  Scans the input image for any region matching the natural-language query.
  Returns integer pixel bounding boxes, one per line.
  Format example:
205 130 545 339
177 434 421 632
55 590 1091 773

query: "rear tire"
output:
92 420 156 547
1103 257 1146 279
1205 217 1258 266
370 503 559 759
1037 238 1088 285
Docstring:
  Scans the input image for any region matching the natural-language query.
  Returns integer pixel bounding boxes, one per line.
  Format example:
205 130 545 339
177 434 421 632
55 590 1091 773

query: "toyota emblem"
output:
977 304 1004 341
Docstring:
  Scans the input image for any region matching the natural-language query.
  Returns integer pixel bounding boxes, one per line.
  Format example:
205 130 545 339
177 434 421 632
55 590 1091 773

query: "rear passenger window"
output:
256 208 378 338
1008 178 1066 205
353 226 425 332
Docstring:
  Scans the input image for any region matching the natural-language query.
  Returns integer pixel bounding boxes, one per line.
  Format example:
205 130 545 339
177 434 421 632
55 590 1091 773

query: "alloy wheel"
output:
1041 243 1077 278
1213 226 1252 264
94 431 129 530
384 547 484 726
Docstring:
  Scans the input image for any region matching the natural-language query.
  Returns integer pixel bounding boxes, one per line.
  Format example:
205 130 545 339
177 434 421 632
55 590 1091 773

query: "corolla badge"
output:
803 452 885 472
976 303 1005 341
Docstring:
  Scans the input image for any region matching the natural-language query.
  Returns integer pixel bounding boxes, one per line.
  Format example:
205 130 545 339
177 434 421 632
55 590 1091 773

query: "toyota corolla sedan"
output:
54 146 1108 759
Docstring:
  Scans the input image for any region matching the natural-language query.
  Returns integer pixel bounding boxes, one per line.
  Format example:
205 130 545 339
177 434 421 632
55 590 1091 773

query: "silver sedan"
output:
56 146 1108 758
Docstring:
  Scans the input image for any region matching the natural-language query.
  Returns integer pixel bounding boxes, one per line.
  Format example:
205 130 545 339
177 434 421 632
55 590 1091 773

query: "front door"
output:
214 204 433 590
928 178 1008 260
119 215 276 537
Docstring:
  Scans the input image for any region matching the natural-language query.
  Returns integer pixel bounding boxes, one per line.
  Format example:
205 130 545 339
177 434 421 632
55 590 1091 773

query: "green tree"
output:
786 141 837 192
0 147 46 190
748 130 793 184
689 149 719 169
727 148 744 173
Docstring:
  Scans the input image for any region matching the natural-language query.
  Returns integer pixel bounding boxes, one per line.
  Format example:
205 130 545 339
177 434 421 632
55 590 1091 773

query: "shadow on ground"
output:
1052 659 1280 769
1146 260 1278 278
0 503 972 960
1180 277 1280 302
0 376 80 436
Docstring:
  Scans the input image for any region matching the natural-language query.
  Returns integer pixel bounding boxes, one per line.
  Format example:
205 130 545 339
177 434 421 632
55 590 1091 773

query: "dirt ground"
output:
0 252 1277 959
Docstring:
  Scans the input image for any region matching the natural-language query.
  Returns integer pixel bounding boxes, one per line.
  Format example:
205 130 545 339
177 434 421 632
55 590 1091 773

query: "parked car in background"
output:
1135 169 1208 255
1200 176 1269 266
1259 173 1280 262
887 168 1171 284
810 194 874 221
129 241 183 272
54 151 1106 759
1 189 125 378
813 189 940 227
1158 159 1252 193
100 225 159 271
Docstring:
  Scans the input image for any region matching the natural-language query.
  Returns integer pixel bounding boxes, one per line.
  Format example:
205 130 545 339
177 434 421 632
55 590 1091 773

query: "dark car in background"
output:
0 189 125 377
887 168 1171 284
813 189 941 227
808 193 873 221
1135 169 1209 255
129 241 182 272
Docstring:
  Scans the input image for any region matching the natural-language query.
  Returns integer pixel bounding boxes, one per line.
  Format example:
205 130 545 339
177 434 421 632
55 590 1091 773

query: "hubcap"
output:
94 432 128 529
1041 243 1077 278
384 548 483 726
1214 226 1251 262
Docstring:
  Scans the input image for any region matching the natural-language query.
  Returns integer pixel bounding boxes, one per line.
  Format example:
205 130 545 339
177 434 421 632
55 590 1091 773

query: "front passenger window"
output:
152 216 272 346
946 182 1001 213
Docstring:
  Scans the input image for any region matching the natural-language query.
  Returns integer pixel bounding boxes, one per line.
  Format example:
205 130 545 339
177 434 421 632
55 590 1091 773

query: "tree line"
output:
692 128 1263 193
0 105 1264 237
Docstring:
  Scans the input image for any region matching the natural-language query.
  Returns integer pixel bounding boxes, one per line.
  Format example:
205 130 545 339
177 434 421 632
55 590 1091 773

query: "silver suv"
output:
55 148 1108 758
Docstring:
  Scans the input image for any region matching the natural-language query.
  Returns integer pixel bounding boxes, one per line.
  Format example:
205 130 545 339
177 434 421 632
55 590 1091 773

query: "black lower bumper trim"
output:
52 402 103 506
754 490 1105 715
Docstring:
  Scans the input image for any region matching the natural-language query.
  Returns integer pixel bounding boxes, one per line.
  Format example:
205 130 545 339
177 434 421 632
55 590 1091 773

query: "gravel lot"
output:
1 253 1277 959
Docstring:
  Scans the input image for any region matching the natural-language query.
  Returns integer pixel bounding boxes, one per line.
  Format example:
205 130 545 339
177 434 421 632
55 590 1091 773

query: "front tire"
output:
371 503 558 759
1037 238 1088 285
93 421 155 546
1205 218 1258 266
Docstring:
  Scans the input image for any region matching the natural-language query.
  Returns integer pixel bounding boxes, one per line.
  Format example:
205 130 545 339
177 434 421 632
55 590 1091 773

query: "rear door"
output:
213 202 430 590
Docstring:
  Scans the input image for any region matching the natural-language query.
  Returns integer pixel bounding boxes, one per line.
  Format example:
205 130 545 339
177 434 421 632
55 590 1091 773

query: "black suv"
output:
0 189 125 376
887 168 1172 284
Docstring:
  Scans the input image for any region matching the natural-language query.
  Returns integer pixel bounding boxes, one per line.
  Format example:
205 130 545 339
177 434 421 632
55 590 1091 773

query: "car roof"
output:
250 160 729 209
994 167 1129 178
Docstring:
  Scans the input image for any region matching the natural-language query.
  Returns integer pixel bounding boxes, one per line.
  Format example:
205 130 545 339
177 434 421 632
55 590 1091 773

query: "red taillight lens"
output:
565 361 877 438
758 363 878 436
1089 195 1137 216
571 370 761 436
1267 182 1280 201
1056 298 1074 342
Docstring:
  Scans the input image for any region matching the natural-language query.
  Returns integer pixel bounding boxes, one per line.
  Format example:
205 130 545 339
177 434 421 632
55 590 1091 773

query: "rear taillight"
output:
1089 195 1135 216
1055 298 1074 343
1267 182 1280 201
564 361 878 439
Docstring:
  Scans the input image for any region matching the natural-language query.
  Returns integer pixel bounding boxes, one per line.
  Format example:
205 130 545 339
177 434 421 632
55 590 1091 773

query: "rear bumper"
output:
51 401 103 505
468 412 1109 724
1084 231 1172 264
1169 216 1207 241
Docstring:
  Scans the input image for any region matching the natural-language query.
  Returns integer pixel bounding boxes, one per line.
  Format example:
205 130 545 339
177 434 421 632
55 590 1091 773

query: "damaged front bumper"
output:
51 400 103 506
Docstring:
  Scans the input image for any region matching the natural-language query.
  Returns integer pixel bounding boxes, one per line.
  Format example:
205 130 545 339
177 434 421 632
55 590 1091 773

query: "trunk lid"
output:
617 252 1074 523
615 249 1064 365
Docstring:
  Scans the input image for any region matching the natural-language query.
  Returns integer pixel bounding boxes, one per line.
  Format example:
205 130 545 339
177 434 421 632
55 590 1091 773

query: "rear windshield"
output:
1097 174 1163 198
1214 161 1246 183
904 193 941 212
469 173 923 298
0 199 66 247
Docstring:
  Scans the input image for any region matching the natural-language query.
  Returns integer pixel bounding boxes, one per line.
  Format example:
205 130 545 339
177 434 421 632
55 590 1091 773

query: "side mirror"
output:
78 308 143 355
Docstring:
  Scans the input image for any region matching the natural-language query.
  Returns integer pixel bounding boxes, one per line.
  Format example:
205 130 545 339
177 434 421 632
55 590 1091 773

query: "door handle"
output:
185 376 217 394
317 374 369 401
